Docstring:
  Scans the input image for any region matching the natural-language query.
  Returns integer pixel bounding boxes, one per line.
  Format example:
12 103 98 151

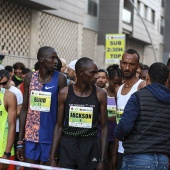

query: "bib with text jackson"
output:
30 90 52 112
69 106 93 128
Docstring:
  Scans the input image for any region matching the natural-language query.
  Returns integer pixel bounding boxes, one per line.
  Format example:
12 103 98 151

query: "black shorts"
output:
60 135 99 170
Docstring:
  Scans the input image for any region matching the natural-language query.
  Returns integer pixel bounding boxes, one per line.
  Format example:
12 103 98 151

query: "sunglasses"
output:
0 81 8 86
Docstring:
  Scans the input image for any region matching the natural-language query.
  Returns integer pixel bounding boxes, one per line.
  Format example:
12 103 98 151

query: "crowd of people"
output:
0 46 170 170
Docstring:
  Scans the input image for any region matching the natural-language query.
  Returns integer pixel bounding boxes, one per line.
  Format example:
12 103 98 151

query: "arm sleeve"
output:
114 93 140 140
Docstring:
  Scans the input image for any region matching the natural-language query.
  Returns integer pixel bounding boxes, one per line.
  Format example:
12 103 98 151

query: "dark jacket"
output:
114 83 170 155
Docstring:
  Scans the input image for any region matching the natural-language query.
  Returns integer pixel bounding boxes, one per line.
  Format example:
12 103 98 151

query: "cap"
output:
68 60 77 71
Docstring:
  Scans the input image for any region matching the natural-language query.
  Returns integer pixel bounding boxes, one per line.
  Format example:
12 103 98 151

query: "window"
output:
137 1 155 23
147 8 155 23
161 0 165 8
160 17 165 35
140 3 145 18
137 0 140 12
88 0 97 17
151 10 155 23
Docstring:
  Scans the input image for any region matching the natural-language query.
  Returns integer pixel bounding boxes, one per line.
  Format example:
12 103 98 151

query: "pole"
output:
129 0 157 62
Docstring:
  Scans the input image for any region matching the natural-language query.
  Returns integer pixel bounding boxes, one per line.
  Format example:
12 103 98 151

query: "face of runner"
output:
14 67 22 77
41 48 58 72
108 76 122 91
120 52 139 79
136 67 141 78
82 62 98 86
60 60 67 73
96 72 108 88
67 67 76 81
0 76 9 89
140 70 148 80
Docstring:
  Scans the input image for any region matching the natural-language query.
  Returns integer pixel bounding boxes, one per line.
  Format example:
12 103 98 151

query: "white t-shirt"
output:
117 79 143 153
9 86 23 132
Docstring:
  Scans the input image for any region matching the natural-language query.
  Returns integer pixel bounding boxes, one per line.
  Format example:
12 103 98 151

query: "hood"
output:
146 83 170 104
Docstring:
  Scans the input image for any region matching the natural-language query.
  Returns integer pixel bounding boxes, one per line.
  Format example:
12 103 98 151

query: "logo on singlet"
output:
45 86 55 90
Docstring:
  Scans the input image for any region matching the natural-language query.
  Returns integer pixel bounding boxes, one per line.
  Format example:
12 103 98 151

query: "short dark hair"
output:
0 69 10 80
142 64 149 70
106 64 122 79
98 69 108 77
5 65 13 73
34 62 40 71
75 57 93 74
37 46 55 61
139 62 143 70
13 62 25 70
167 58 170 66
148 62 169 84
22 68 31 75
124 49 140 62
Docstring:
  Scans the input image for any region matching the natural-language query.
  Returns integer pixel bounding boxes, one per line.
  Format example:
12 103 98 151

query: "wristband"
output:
4 152 11 158
17 140 24 145
17 145 24 148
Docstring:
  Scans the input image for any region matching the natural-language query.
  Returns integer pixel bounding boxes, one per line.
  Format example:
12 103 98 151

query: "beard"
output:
96 83 106 88
123 71 136 79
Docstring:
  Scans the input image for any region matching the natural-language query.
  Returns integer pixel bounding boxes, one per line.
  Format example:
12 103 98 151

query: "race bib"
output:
116 108 124 123
30 90 51 112
69 106 93 128
107 105 116 117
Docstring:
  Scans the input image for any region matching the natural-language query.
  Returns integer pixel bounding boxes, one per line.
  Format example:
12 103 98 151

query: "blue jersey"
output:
25 71 59 143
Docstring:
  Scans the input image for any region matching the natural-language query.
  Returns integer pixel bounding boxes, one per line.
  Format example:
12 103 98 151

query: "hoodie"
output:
114 83 170 140
146 83 170 105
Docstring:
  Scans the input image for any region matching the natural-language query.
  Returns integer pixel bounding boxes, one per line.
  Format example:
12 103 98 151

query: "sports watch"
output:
4 152 11 158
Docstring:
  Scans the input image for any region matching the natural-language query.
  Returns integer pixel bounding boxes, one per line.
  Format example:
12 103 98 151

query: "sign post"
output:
105 34 126 66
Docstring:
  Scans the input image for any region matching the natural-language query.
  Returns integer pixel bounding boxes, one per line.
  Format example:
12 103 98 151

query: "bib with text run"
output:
107 105 116 117
116 108 124 124
30 90 52 112
69 106 93 128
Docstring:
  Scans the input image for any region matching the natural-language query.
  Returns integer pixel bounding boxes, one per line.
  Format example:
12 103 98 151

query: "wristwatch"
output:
99 158 108 164
4 152 11 158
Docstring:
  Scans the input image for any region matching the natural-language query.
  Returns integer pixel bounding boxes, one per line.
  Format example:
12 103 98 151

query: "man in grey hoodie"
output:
114 62 170 170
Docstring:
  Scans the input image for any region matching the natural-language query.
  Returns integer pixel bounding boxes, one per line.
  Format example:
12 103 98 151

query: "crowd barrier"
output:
0 158 72 170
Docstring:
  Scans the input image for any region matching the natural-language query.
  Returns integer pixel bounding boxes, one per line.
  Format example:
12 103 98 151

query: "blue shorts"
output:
25 141 51 162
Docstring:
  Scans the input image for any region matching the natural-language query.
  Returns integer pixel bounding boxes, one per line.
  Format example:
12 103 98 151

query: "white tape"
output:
0 158 72 170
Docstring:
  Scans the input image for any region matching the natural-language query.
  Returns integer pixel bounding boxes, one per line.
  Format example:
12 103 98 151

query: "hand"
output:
96 162 106 170
0 154 10 170
16 147 25 161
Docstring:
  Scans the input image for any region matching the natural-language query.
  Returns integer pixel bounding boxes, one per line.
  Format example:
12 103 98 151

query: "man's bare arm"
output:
138 80 146 90
58 72 67 90
4 90 17 153
49 87 68 166
17 104 22 116
19 72 32 141
97 88 108 161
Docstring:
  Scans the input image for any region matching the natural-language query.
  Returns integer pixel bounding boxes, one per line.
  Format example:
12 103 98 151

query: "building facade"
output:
0 0 169 68
0 0 99 68
98 0 168 66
